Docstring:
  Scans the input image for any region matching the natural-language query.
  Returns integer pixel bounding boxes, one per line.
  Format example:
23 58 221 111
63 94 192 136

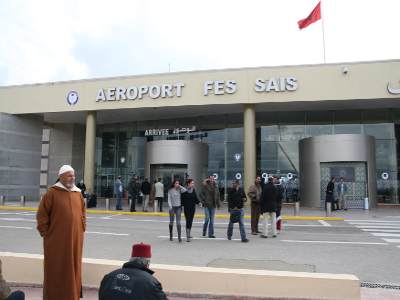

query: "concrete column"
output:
84 111 96 194
243 104 256 195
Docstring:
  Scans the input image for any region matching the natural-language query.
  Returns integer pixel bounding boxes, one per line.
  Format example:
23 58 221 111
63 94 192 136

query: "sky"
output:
0 0 399 86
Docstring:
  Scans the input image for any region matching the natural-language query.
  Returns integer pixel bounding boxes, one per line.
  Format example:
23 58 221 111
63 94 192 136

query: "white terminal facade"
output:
1 60 400 208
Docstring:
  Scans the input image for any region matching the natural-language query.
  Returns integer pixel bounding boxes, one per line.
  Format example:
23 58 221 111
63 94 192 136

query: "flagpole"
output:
320 0 326 63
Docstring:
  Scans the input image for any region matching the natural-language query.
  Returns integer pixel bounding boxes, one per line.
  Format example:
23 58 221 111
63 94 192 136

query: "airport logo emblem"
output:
67 90 79 105
387 82 400 95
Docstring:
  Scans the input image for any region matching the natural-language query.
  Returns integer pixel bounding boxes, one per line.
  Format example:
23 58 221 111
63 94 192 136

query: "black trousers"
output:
156 197 163 211
130 194 138 211
184 205 196 229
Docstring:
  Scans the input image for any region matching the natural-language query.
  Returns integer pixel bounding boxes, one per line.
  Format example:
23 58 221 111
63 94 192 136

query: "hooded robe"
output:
36 182 86 300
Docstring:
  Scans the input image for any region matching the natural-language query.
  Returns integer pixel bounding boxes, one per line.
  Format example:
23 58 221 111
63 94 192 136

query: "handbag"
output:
230 209 241 223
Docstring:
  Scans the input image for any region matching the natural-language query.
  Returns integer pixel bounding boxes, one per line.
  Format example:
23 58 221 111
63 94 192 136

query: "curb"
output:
0 205 345 221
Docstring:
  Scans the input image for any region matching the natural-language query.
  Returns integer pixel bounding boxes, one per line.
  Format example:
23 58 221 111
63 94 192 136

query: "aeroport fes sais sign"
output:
95 77 298 102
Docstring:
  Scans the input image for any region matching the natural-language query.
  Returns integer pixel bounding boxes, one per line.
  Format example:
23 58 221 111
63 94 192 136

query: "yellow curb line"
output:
0 206 345 221
0 206 38 212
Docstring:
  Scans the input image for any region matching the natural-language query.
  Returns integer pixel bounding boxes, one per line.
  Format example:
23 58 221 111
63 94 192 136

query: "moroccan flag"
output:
298 1 321 30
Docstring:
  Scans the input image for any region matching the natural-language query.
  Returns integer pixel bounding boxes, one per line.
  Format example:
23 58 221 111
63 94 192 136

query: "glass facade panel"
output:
306 125 333 136
94 110 400 204
334 124 362 134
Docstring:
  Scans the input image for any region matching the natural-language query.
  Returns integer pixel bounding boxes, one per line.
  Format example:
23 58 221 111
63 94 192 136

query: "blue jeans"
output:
227 209 246 240
203 207 215 237
116 193 122 210
6 291 25 300
169 206 182 226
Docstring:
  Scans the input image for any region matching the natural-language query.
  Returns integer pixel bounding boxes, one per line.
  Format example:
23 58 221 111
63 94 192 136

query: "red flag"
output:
298 1 321 30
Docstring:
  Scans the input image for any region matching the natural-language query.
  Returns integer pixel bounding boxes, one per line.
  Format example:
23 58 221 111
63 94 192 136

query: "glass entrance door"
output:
150 164 188 187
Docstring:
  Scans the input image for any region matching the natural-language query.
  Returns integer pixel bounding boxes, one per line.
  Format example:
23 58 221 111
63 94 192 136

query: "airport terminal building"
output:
1 60 400 208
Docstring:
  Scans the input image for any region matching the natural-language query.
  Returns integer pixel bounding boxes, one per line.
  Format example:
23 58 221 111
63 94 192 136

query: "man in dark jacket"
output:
0 259 25 300
260 177 278 238
248 176 262 235
227 180 249 243
141 178 151 212
99 243 168 300
199 176 221 238
326 177 336 211
128 176 141 212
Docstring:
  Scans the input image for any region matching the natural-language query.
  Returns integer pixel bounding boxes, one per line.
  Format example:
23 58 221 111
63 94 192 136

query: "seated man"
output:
99 243 168 300
0 259 25 300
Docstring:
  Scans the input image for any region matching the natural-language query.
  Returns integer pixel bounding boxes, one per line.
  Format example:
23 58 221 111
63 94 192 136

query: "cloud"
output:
0 0 399 86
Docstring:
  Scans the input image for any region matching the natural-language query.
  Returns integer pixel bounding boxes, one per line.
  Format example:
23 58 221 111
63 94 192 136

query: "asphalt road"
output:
1 209 400 286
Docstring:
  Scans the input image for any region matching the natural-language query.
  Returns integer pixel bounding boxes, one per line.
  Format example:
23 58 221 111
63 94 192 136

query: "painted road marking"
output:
382 238 400 243
371 233 400 237
0 225 32 230
355 225 400 229
0 214 327 228
362 229 400 233
350 222 400 226
281 239 388 245
348 220 400 223
101 214 123 220
0 218 35 222
86 231 129 236
158 235 242 241
0 212 35 216
87 217 325 227
318 220 331 227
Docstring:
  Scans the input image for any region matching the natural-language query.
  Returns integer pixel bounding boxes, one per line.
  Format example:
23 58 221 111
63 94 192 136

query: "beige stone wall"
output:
0 60 399 115
0 252 360 300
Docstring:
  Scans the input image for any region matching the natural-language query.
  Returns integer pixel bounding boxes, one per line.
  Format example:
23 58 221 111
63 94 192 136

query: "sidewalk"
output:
8 284 400 299
1 199 399 221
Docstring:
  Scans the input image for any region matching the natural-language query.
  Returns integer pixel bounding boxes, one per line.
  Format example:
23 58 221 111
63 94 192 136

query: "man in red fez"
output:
99 243 168 300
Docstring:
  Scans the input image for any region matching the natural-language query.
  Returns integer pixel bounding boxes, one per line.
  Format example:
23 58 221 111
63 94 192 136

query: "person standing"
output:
168 180 187 242
274 177 284 233
154 178 164 212
181 179 199 242
114 176 124 210
260 177 277 238
326 177 335 211
227 180 249 243
99 243 168 300
128 176 141 212
1 259 25 300
337 177 348 210
199 176 220 238
76 179 87 199
141 178 151 212
248 176 262 235
150 180 156 211
36 165 86 300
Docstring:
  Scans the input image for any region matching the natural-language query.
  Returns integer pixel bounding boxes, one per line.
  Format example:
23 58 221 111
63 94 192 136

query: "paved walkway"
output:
8 285 400 299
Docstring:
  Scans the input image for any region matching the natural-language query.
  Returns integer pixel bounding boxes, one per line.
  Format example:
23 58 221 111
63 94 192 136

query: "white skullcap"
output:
58 165 75 176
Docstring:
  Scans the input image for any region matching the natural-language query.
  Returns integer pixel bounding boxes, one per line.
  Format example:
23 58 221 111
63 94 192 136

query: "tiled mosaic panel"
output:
320 162 367 209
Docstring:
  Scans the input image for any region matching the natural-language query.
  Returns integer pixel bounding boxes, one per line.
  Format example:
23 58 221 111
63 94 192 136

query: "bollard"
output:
363 197 369 210
326 202 332 217
105 198 110 211
129 199 132 209
20 195 26 207
294 201 300 216
0 195 4 206
83 197 87 208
